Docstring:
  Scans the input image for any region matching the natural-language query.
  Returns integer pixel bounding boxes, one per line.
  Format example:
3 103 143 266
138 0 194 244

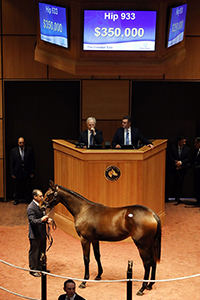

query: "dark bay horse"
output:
42 181 161 296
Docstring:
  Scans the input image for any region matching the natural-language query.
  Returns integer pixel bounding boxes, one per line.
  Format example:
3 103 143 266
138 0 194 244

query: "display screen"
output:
39 2 68 48
167 4 187 48
83 10 157 51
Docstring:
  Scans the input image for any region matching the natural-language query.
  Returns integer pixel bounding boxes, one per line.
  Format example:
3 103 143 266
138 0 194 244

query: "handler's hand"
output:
41 215 48 222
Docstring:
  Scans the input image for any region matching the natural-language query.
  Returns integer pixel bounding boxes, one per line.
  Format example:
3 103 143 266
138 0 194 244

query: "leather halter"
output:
40 188 58 210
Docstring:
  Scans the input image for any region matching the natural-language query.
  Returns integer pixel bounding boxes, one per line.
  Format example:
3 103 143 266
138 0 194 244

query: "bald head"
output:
18 137 25 149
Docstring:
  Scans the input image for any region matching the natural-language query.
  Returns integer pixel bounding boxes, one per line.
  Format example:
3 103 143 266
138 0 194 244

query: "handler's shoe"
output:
30 271 41 277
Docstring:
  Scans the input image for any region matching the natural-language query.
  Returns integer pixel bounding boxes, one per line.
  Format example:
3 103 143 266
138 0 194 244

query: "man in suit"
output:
10 136 34 205
58 279 86 300
27 189 49 277
190 137 200 205
78 117 103 148
166 135 190 205
112 115 154 149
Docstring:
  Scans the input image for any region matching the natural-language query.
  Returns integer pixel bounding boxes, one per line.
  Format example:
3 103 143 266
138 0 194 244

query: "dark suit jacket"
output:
112 127 151 148
78 129 103 147
58 293 85 300
191 148 200 167
168 144 190 175
10 146 34 179
27 201 46 240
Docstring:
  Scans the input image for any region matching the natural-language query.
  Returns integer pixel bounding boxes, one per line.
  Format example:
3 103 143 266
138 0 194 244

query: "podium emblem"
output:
105 166 121 181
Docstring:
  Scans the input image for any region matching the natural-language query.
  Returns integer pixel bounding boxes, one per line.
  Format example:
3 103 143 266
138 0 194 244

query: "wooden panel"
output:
0 81 2 118
121 74 164 80
165 37 200 79
186 1 200 36
0 40 1 79
0 159 3 198
0 120 2 158
85 161 140 206
142 149 166 214
2 0 37 34
53 139 167 238
3 36 47 79
93 75 120 80
82 80 130 119
49 66 92 79
54 149 84 220
0 1 1 34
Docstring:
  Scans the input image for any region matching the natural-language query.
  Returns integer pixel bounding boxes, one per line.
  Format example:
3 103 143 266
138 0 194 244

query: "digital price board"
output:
83 10 157 51
39 2 68 48
167 4 187 48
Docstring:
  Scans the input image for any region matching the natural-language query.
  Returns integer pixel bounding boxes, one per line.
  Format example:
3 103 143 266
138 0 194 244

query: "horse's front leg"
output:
79 238 91 289
92 241 103 280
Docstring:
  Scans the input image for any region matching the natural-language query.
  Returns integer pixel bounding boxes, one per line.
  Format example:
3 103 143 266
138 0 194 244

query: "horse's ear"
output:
49 180 55 189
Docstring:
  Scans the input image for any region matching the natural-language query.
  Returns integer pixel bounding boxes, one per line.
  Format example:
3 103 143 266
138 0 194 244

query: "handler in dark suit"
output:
166 135 190 205
58 279 86 300
190 137 200 205
112 115 154 149
78 117 103 148
27 189 49 277
10 136 34 205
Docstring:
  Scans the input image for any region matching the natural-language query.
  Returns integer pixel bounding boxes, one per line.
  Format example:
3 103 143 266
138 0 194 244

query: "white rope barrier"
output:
1 258 200 283
1 258 200 300
0 286 40 300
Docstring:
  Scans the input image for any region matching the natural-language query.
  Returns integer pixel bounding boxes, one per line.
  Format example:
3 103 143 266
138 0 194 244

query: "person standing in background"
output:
190 137 200 205
166 135 190 205
10 137 34 205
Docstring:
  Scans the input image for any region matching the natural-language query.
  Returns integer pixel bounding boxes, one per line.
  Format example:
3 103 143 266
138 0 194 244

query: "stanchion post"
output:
41 254 47 300
127 260 133 300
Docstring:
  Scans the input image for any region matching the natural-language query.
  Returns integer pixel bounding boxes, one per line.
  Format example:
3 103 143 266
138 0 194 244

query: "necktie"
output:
90 132 93 146
126 130 129 145
178 147 182 157
20 148 24 161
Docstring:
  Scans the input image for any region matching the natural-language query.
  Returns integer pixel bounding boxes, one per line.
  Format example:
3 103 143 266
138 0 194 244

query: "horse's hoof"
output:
146 285 152 291
95 275 101 281
136 290 144 296
79 282 86 289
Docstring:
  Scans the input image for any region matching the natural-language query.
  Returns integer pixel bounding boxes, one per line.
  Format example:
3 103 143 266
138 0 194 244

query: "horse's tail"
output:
153 213 161 263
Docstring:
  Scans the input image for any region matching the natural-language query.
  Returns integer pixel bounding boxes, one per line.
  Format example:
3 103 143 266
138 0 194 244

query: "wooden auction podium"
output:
52 139 167 239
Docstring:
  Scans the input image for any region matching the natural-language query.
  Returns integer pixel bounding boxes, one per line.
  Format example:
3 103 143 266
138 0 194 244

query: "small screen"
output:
167 4 187 48
83 10 157 51
39 2 68 48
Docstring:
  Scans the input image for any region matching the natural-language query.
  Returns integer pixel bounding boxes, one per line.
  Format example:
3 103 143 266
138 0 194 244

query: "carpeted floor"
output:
0 199 200 300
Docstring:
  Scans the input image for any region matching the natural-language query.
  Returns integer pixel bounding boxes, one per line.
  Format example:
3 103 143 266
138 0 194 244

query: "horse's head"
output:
39 180 59 210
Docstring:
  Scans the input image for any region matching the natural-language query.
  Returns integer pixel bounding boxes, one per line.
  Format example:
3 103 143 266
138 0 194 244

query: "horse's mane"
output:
58 185 96 205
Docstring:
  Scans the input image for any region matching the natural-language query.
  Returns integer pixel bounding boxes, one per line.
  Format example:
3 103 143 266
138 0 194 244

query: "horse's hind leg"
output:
92 241 103 280
146 261 157 290
136 260 151 296
79 238 91 289
135 246 151 296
